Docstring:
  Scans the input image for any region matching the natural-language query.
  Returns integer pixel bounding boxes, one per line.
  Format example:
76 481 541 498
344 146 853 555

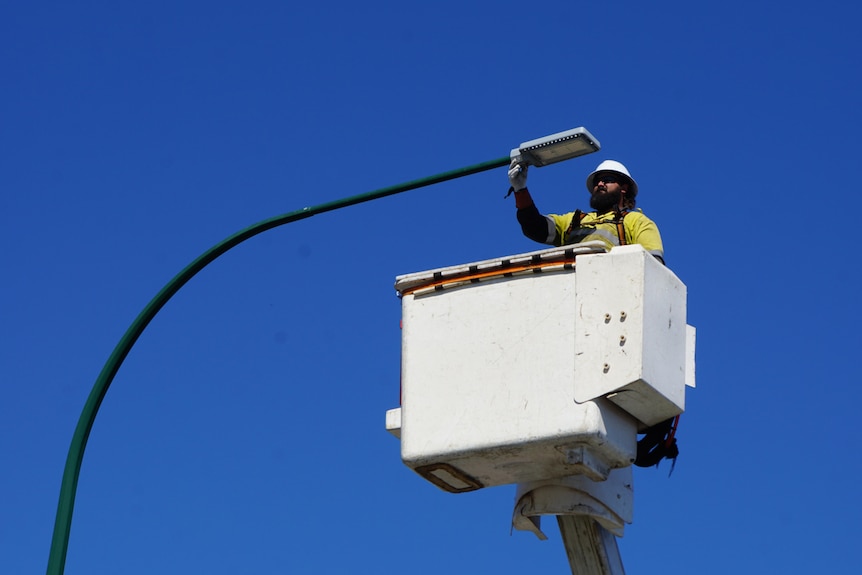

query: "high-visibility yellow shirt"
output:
547 209 664 260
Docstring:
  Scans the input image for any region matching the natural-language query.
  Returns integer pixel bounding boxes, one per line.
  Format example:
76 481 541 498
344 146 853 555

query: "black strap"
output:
564 210 585 239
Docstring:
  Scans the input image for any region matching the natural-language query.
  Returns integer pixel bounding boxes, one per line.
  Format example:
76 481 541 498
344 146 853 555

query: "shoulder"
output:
548 211 577 225
623 209 663 250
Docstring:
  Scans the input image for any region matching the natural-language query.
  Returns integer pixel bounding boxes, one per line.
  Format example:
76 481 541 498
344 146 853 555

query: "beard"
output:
589 189 622 213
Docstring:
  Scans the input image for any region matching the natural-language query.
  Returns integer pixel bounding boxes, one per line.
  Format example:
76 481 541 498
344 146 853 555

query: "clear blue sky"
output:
3 1 861 573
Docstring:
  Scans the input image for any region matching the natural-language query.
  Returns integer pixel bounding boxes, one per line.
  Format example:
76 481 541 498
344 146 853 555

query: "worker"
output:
509 159 665 264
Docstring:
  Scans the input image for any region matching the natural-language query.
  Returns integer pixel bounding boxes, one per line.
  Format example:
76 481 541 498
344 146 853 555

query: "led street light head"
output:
511 127 601 168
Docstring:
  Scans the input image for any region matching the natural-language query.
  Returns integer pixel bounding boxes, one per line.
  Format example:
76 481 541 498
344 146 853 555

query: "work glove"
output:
508 159 528 192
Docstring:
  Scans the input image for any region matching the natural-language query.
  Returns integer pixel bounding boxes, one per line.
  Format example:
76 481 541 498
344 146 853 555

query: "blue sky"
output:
3 1 861 573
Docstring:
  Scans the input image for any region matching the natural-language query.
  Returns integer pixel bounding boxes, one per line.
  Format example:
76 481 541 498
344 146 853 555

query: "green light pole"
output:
47 127 600 575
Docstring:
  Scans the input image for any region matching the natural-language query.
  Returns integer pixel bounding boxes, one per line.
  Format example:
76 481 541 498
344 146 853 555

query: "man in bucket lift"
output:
509 159 664 265
509 159 678 469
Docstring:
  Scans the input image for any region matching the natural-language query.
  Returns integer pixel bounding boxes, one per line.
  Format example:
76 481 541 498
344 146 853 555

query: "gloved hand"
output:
508 159 528 192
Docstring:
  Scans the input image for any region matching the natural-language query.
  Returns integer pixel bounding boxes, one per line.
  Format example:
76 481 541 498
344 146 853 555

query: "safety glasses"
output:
594 173 621 185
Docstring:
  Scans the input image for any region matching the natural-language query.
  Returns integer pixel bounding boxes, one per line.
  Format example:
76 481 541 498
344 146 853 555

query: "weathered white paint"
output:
387 244 695 575
573 245 689 426
397 263 635 488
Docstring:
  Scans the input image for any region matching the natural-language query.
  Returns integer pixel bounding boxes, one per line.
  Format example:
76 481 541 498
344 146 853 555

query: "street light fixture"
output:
46 127 600 575
512 126 601 167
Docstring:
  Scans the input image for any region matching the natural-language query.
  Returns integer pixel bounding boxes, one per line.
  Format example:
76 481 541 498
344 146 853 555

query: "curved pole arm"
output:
46 155 510 575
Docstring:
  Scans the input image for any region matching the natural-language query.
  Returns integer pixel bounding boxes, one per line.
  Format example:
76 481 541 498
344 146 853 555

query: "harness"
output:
565 208 630 246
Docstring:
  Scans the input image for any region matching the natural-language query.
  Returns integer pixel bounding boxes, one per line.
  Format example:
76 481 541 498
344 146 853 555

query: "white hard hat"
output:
586 160 638 197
